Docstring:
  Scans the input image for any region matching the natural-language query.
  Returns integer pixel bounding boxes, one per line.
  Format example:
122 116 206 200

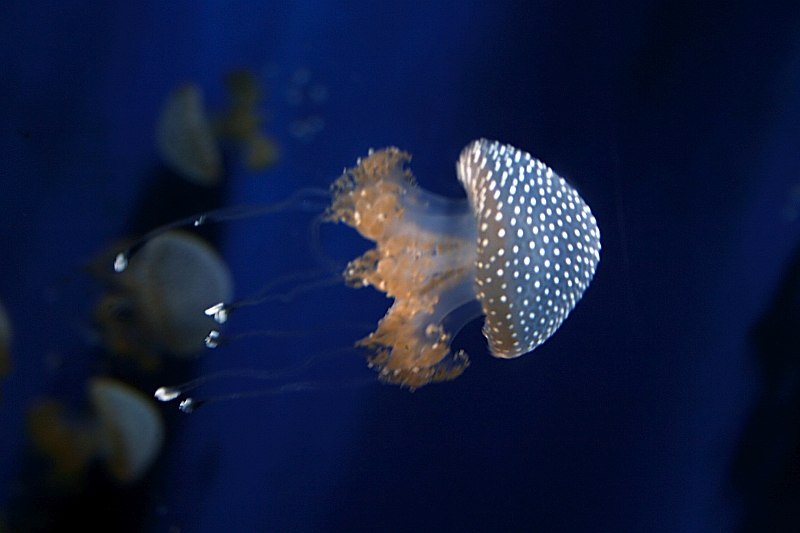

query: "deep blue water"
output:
2 1 800 532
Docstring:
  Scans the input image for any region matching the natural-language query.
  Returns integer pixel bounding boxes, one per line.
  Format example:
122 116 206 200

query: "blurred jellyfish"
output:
28 377 165 485
289 115 325 143
95 230 233 362
132 139 599 402
243 134 279 170
285 67 327 143
156 83 224 186
157 73 279 181
216 69 279 171
0 299 11 394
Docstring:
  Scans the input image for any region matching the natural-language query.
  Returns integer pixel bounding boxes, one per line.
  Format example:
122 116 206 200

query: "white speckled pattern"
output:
457 139 601 358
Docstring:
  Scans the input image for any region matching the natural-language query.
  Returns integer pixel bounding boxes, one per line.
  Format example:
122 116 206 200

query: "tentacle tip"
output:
113 252 129 273
179 398 197 413
154 386 180 402
205 330 221 348
204 303 228 324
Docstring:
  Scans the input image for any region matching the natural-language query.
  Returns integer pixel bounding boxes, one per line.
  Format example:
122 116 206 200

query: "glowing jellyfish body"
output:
327 139 600 389
327 148 478 388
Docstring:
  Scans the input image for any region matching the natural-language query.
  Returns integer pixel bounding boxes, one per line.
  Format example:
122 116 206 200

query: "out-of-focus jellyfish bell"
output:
156 83 223 186
89 378 165 482
326 139 600 389
28 377 165 485
0 299 11 390
97 230 233 359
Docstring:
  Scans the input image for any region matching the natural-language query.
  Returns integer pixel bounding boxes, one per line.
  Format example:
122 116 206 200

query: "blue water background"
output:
1 1 800 531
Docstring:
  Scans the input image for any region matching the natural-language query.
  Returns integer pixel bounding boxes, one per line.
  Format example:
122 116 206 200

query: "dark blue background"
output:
2 1 800 532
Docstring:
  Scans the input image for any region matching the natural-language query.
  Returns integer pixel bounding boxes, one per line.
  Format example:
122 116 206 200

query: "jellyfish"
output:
157 73 279 184
156 83 224 186
94 230 233 363
216 69 279 170
28 377 165 485
130 139 599 401
323 139 601 388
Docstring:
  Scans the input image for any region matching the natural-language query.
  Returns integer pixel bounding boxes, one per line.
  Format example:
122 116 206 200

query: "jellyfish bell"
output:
28 377 165 485
156 83 223 186
130 139 599 405
125 230 233 356
457 140 601 358
88 377 165 483
96 230 233 361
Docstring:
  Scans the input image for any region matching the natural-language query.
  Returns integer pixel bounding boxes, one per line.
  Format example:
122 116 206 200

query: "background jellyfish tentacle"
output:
112 186 332 275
